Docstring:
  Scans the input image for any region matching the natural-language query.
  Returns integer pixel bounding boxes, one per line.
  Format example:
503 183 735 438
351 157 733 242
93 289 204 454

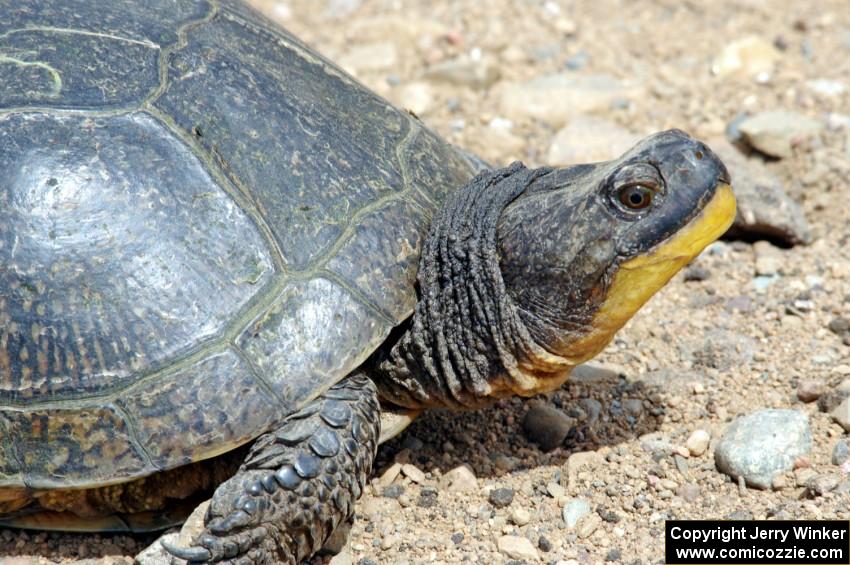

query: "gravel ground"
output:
3 0 850 563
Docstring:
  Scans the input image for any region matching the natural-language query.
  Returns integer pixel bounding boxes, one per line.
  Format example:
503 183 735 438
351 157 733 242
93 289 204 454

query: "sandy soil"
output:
2 0 849 563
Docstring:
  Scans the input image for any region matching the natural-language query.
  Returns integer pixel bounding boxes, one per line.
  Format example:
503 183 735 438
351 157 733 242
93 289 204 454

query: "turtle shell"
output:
0 0 477 490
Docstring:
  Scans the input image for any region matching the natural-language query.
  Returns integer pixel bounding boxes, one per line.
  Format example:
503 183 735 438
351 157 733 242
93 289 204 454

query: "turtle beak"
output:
718 161 732 185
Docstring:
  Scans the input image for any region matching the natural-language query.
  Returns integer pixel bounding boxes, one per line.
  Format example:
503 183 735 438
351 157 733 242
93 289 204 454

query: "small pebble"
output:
686 430 711 456
400 463 425 484
438 465 477 493
807 474 841 496
797 379 826 403
795 467 818 488
401 436 424 451
753 241 783 276
677 483 701 502
499 73 638 128
511 507 531 526
674 454 690 475
423 54 501 89
828 317 850 335
489 487 515 508
381 484 404 499
395 82 435 116
522 402 574 451
417 488 438 508
546 116 641 164
712 36 780 77
563 49 589 70
598 507 621 523
377 462 402 487
538 536 553 552
547 482 566 498
563 498 592 528
684 266 711 281
497 535 539 561
493 453 519 471
772 475 788 490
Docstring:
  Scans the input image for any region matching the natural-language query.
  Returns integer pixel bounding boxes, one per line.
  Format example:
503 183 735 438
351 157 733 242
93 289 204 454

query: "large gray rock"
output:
711 139 811 246
737 110 823 158
715 409 812 489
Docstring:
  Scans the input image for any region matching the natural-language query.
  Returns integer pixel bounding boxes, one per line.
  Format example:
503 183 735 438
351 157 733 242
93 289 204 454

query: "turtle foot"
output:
162 374 380 564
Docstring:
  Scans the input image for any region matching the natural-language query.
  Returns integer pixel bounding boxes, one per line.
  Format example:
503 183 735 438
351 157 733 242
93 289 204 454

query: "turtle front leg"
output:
163 373 380 564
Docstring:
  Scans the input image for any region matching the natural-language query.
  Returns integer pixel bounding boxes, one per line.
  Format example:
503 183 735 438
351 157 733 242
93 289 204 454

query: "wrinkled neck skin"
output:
498 166 621 360
369 163 611 410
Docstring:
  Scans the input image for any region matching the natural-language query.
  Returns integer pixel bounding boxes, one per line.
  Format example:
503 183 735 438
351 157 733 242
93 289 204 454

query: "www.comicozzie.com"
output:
665 520 850 565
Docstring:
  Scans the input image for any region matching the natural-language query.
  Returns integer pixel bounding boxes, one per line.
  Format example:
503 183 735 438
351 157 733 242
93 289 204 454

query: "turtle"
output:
0 0 736 563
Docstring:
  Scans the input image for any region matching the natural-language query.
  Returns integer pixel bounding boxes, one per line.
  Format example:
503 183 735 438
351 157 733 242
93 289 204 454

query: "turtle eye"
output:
617 184 654 210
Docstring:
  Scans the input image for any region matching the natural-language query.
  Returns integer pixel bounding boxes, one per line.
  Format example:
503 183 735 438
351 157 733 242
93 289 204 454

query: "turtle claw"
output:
161 538 212 562
160 375 380 563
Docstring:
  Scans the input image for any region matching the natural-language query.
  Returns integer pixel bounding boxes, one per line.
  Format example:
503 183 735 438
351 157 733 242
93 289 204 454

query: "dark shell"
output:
0 0 477 488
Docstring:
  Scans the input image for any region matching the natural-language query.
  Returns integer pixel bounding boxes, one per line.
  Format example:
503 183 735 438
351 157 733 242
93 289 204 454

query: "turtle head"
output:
373 130 735 409
497 129 735 390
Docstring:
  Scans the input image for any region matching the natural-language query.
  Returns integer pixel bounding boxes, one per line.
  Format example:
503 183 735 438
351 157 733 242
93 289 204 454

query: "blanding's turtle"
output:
0 0 736 562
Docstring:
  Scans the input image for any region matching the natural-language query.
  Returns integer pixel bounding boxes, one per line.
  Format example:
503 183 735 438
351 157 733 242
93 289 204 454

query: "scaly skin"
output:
164 374 380 564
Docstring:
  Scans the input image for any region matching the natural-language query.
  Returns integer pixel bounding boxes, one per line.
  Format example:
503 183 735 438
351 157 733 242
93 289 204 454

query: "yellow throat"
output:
564 182 737 364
